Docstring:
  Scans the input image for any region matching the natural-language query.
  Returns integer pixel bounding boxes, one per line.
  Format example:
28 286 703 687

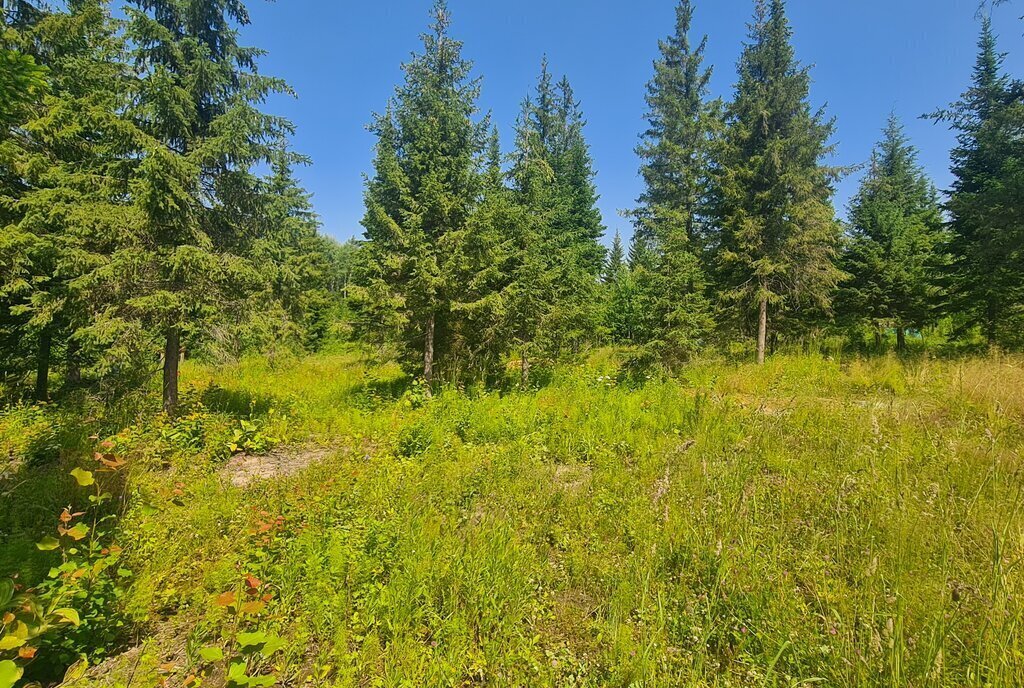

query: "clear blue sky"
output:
238 0 1024 244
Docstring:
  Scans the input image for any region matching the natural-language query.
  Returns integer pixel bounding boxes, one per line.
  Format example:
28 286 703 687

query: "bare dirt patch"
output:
222 445 332 487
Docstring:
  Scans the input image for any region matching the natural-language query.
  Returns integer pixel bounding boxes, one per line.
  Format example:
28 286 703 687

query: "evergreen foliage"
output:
711 0 842 364
931 18 1024 347
841 115 947 349
627 0 717 364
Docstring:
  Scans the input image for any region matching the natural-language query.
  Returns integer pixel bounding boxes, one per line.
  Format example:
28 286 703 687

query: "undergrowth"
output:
2 347 1023 686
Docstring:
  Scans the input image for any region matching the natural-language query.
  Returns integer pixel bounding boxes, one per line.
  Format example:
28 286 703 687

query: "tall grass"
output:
9 348 1023 686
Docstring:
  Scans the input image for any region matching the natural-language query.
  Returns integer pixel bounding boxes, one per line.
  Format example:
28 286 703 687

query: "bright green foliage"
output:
359 1 489 385
712 0 842 361
840 116 947 348
627 0 717 365
2 349 1017 686
932 18 1024 347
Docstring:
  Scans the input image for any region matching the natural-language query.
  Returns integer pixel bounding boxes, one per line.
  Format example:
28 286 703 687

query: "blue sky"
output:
238 0 1024 244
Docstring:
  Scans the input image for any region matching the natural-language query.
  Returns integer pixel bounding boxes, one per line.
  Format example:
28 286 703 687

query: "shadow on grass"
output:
200 384 279 418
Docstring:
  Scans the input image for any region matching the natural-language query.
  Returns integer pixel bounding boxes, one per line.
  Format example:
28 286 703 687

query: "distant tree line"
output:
2 0 1023 406
359 0 1024 386
0 0 356 413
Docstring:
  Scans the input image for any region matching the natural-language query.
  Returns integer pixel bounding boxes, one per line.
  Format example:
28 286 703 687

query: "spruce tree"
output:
1 0 136 399
603 230 624 284
931 18 1023 346
511 60 605 358
630 0 717 364
712 0 842 364
841 115 946 349
360 0 487 386
94 0 292 413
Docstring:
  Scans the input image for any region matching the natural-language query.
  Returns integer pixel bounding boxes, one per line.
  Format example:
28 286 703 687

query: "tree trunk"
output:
986 300 997 348
520 348 530 388
756 295 768 366
163 328 180 415
423 312 435 388
66 339 81 386
896 326 907 352
35 329 51 402
874 325 883 350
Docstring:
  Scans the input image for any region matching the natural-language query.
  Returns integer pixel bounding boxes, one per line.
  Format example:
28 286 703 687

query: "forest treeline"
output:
2 0 1023 409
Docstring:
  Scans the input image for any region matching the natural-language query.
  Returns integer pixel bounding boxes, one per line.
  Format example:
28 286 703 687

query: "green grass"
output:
5 347 1024 686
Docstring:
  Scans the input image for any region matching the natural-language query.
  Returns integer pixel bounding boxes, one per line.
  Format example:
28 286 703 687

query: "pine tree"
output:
553 76 606 276
712 0 842 364
841 115 946 349
931 18 1024 346
359 0 487 386
630 0 717 364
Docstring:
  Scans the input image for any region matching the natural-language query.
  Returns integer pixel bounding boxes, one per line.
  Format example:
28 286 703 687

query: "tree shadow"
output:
199 384 279 418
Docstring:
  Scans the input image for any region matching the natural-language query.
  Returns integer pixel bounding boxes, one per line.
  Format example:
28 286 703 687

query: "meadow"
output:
2 348 1023 687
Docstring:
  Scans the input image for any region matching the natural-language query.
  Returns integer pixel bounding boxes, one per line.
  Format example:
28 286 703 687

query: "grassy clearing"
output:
4 348 1024 686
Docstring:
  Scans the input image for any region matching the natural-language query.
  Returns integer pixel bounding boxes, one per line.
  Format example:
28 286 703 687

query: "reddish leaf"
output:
214 591 236 608
245 575 262 590
19 646 38 659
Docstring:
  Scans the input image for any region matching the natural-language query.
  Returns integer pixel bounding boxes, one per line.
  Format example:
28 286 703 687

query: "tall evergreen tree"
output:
712 0 842 364
359 0 487 386
553 75 606 276
841 115 946 349
1 0 136 399
931 18 1024 346
511 60 605 358
90 0 294 413
629 0 717 364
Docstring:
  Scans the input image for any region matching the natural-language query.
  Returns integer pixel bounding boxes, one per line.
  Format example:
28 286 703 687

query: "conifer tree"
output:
931 18 1024 346
603 230 625 284
89 0 293 413
554 76 606 276
511 60 605 357
630 0 716 364
712 0 842 364
841 115 946 349
1 0 136 399
360 0 487 386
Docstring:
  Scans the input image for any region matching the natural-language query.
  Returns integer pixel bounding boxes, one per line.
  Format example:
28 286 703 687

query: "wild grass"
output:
4 347 1024 686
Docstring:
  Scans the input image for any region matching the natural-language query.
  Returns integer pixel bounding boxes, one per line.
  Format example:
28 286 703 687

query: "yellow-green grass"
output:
14 348 1024 686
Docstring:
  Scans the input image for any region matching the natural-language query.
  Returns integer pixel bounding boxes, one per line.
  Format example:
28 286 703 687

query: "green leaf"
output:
0 579 13 607
36 536 60 551
0 635 25 650
0 660 23 688
70 468 95 487
65 523 89 541
226 660 249 686
247 676 276 688
199 646 224 662
259 636 285 657
54 608 81 626
236 631 268 649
